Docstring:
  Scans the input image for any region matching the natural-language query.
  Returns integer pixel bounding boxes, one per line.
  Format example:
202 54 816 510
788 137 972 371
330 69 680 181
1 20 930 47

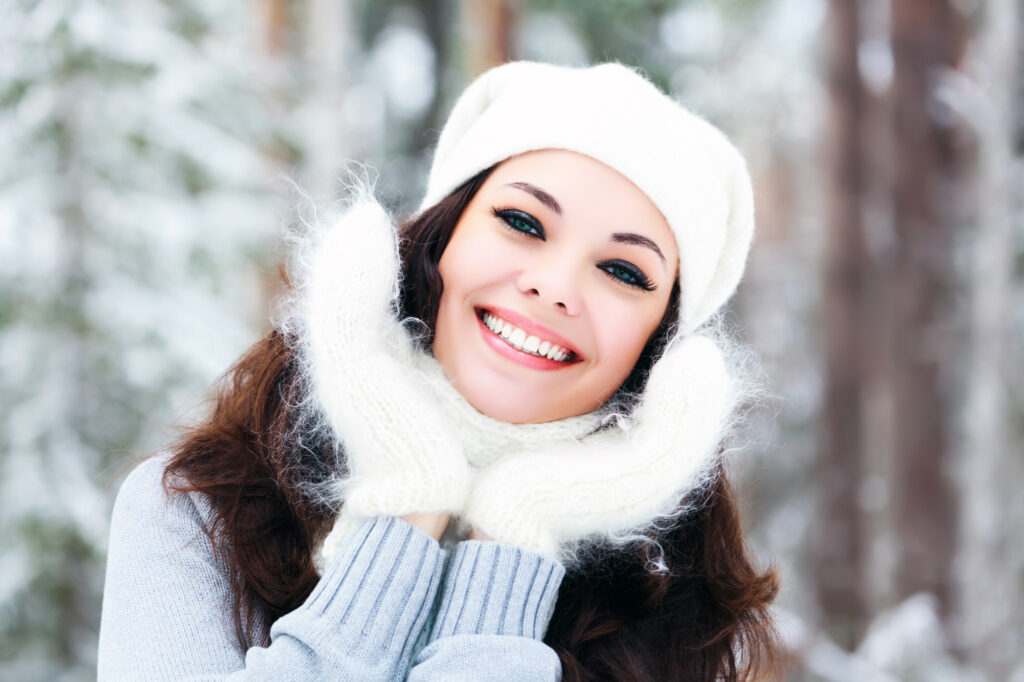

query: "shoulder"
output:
111 453 177 522
113 453 169 505
113 454 174 516
100 455 245 678
109 453 221 570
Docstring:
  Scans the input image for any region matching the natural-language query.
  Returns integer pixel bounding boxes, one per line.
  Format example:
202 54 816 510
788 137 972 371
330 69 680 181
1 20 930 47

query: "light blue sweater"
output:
97 455 565 680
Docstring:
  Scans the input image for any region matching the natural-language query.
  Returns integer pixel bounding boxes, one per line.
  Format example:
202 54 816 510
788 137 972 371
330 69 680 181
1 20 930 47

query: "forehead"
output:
487 148 637 191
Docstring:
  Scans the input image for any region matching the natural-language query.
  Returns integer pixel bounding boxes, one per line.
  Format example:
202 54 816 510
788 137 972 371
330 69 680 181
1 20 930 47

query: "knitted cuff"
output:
428 541 564 643
293 516 445 664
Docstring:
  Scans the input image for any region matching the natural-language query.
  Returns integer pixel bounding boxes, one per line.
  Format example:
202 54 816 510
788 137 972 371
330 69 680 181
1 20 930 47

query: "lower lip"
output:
475 311 576 371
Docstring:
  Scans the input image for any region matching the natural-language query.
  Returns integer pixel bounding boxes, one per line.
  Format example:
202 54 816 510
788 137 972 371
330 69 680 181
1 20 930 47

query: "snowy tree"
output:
0 0 291 678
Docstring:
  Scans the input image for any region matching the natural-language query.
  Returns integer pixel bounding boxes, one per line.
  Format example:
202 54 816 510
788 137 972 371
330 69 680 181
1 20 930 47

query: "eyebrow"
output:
502 181 563 215
610 232 666 264
502 181 667 264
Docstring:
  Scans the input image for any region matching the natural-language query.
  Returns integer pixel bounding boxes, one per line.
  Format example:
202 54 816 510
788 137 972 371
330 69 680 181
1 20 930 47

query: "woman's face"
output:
432 149 679 423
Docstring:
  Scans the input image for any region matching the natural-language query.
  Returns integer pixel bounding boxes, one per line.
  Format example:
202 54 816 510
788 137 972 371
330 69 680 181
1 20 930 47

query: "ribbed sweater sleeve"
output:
97 456 445 681
407 541 564 681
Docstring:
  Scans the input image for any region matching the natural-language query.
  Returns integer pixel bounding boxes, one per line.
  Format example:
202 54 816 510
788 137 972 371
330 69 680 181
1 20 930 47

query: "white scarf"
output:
408 348 611 469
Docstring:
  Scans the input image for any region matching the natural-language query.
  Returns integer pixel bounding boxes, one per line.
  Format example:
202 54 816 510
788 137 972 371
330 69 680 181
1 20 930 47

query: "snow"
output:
0 0 287 678
370 23 435 119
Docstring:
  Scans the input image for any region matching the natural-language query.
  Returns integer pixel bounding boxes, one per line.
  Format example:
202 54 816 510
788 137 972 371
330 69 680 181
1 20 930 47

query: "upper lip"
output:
478 305 585 360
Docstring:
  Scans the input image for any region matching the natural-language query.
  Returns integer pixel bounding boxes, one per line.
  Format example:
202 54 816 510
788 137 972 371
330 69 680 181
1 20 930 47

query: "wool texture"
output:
408 349 608 469
460 334 733 563
411 61 756 564
301 191 741 570
297 60 765 571
419 60 755 335
305 197 471 570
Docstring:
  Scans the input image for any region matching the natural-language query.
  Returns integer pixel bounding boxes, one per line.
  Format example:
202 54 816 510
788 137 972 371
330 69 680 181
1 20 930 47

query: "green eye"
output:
608 264 637 283
491 207 545 240
600 260 656 292
510 217 533 232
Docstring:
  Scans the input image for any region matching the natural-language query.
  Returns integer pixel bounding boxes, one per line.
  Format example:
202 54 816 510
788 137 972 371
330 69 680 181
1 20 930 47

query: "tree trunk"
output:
459 0 516 76
414 0 454 156
888 0 966 616
817 0 869 648
264 0 291 56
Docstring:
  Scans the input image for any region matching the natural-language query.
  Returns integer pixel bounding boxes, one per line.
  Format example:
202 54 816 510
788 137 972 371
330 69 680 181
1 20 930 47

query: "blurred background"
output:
1 0 1020 679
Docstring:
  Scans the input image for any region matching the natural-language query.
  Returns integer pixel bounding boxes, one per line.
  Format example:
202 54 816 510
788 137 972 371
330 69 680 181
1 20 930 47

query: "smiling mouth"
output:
475 308 580 363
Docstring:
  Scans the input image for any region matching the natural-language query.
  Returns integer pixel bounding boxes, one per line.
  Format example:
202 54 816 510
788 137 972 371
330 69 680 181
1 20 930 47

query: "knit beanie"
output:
418 60 755 334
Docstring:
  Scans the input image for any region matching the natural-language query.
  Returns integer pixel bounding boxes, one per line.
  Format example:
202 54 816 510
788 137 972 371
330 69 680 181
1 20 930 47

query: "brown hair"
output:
163 165 781 680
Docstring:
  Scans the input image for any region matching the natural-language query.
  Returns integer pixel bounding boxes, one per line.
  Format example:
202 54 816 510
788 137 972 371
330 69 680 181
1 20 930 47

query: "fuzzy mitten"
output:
461 333 732 563
306 198 470 569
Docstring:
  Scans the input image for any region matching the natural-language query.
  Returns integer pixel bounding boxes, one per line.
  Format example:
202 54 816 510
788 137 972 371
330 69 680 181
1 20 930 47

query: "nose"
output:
515 252 583 316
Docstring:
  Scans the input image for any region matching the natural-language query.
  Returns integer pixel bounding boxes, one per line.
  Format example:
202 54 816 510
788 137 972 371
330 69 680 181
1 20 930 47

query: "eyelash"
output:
490 206 657 292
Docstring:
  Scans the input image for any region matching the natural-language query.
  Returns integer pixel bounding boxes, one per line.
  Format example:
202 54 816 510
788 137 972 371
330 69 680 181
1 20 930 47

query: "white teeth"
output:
481 311 572 361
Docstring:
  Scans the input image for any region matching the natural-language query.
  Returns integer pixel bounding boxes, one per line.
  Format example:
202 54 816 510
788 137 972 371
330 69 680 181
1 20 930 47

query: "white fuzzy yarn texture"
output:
460 333 733 564
291 178 762 572
304 195 471 569
418 60 756 335
407 349 609 470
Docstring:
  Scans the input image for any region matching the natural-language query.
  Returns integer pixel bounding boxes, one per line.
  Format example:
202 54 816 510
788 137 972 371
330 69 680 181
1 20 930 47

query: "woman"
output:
98 61 780 681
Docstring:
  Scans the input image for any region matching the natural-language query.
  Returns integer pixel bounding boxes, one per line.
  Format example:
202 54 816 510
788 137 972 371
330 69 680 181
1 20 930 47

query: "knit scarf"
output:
407 347 611 468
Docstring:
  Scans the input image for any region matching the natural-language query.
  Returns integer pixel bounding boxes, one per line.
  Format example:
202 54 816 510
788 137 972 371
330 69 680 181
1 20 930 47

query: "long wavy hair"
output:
163 164 782 681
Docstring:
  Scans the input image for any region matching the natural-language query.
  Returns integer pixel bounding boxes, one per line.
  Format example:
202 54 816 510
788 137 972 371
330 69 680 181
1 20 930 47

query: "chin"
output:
462 387 553 424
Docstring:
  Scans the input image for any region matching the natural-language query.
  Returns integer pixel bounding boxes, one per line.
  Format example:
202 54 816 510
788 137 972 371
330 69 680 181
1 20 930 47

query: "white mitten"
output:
461 334 732 563
306 198 470 570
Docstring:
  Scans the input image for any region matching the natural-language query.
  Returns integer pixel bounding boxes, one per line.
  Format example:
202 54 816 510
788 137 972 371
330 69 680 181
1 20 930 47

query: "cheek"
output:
438 230 511 298
589 298 664 380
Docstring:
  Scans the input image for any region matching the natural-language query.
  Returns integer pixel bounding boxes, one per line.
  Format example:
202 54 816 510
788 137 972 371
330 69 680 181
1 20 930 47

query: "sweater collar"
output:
409 350 609 468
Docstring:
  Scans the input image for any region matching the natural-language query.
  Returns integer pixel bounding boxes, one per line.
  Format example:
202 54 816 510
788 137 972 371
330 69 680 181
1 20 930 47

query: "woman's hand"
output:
306 197 469 568
460 334 732 563
401 513 452 542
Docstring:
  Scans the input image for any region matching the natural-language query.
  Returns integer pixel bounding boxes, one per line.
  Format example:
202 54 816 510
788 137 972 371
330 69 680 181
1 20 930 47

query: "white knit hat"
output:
419 60 755 334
